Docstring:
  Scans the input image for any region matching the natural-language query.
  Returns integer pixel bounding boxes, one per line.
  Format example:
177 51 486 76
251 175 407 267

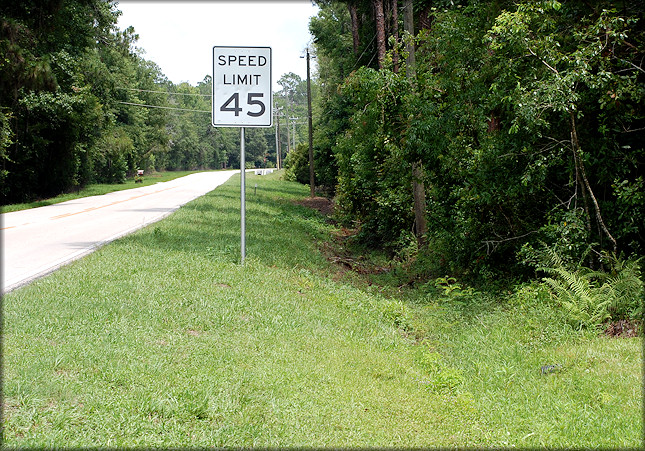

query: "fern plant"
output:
541 266 611 329
599 256 644 320
540 250 643 329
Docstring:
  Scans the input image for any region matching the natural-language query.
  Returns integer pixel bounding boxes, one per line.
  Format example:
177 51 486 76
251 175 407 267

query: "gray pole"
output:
292 118 296 150
276 112 281 169
240 127 246 263
306 47 315 198
285 112 290 160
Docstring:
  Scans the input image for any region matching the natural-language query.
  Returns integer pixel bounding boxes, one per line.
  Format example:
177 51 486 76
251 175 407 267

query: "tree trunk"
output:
412 162 427 244
403 0 426 245
385 0 390 38
487 112 500 132
403 0 415 80
392 0 399 73
569 112 617 253
348 3 360 55
418 3 433 31
373 0 386 69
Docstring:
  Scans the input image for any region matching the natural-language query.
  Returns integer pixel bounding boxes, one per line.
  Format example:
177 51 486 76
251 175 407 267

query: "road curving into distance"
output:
1 170 238 294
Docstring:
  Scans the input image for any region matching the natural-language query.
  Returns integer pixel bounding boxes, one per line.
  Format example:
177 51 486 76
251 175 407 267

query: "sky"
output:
115 1 319 91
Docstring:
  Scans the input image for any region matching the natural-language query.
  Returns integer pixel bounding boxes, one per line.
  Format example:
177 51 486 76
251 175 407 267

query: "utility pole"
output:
290 117 297 150
302 47 315 197
285 111 291 156
274 106 283 170
403 0 427 245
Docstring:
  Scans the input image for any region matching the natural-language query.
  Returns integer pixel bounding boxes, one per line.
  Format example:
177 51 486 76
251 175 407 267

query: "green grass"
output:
2 173 642 447
408 298 642 448
1 170 204 213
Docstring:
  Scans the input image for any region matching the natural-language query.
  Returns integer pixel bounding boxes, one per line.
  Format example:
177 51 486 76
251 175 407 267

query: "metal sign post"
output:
240 127 246 262
212 46 272 264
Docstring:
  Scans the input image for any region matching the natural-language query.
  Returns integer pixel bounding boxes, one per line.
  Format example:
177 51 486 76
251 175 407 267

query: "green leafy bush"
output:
433 276 477 308
284 142 310 185
90 129 132 184
597 255 644 321
0 109 13 196
309 0 645 282
518 208 593 271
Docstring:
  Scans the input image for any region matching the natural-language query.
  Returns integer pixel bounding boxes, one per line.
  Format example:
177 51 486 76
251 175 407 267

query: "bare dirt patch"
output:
295 197 390 277
294 196 334 216
604 319 642 338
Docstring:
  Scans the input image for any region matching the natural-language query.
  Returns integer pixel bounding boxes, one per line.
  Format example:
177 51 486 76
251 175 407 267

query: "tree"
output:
275 72 308 159
0 0 118 201
374 0 387 68
0 0 173 202
485 1 644 262
310 0 644 280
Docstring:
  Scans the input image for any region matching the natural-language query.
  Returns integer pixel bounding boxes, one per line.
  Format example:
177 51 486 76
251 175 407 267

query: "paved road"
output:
1 170 237 294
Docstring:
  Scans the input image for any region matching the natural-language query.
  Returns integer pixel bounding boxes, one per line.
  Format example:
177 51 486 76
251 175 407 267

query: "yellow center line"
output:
50 186 177 220
2 186 178 230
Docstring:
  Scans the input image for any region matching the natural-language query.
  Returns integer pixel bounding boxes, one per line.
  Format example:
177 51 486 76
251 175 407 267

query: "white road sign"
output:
212 46 272 127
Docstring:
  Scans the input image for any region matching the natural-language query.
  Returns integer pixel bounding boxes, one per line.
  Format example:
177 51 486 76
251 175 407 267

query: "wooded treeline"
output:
0 0 307 204
304 0 644 283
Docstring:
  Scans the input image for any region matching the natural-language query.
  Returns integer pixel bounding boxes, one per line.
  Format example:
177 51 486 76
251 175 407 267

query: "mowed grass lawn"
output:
2 173 642 447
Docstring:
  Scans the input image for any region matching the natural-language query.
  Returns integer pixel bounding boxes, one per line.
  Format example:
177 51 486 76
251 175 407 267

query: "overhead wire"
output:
117 101 210 113
116 86 212 112
351 33 378 71
117 87 212 97
117 88 305 116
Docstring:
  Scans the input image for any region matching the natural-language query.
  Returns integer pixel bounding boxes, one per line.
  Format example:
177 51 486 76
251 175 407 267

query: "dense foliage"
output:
1 0 305 204
309 0 644 289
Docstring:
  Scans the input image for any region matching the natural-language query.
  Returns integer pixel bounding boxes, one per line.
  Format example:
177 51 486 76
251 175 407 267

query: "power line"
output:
118 101 307 121
351 33 378 71
117 87 212 97
117 101 210 113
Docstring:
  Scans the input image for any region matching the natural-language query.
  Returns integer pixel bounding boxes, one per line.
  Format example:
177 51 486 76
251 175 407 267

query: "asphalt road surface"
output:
2 170 237 294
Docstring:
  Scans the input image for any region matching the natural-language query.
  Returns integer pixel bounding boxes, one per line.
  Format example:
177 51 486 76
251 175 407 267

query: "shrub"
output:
284 142 310 185
90 128 132 184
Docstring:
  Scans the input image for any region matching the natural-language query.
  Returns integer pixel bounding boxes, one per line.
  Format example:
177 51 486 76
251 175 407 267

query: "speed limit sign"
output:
212 46 272 127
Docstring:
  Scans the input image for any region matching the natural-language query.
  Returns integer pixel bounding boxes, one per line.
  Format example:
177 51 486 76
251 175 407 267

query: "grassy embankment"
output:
2 172 642 447
1 170 203 213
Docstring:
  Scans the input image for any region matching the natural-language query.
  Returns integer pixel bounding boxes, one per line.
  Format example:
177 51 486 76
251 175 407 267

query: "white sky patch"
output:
115 1 319 91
